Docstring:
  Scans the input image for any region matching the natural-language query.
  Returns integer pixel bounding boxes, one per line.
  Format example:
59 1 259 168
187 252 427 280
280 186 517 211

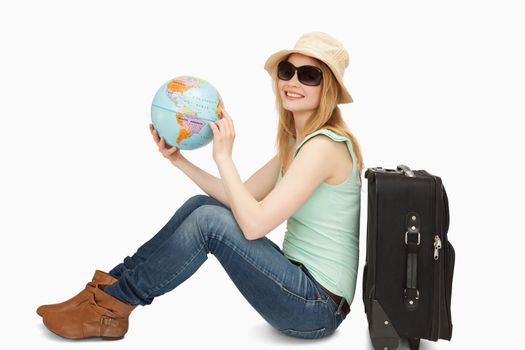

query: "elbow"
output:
244 225 263 241
244 233 256 241
244 226 268 241
241 207 266 240
244 229 258 241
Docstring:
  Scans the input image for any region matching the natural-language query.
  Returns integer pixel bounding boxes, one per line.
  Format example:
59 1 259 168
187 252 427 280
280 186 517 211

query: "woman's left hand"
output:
208 108 235 164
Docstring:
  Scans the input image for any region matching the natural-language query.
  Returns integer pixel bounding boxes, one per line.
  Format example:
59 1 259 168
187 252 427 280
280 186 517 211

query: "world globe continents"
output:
151 76 224 150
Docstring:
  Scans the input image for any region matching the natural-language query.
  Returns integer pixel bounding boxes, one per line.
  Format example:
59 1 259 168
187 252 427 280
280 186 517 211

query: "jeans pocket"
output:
280 284 325 303
280 327 329 339
334 308 346 330
300 265 332 304
281 264 329 303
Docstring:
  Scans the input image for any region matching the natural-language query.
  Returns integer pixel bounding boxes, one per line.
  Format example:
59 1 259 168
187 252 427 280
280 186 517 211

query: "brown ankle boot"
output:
36 270 117 317
43 284 137 340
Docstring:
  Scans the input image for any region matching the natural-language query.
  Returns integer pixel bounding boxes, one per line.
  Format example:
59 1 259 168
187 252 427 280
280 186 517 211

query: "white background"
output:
1 0 523 349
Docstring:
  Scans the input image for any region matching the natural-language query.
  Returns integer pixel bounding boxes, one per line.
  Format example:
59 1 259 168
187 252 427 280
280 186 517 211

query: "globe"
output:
151 76 224 150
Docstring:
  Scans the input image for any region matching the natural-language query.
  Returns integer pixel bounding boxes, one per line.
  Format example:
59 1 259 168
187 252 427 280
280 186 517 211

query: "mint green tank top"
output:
277 129 362 305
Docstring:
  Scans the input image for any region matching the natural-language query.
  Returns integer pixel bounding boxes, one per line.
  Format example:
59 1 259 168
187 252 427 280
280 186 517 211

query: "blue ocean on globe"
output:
151 76 223 150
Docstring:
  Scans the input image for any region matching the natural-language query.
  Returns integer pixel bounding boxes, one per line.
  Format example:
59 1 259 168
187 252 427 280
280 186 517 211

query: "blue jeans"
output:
103 194 347 339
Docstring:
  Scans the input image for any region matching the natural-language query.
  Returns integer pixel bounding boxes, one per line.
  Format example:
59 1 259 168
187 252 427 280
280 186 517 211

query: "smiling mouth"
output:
285 92 304 99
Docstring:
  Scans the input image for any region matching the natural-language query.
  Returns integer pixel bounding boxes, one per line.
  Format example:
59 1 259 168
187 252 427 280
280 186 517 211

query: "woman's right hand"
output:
149 123 182 164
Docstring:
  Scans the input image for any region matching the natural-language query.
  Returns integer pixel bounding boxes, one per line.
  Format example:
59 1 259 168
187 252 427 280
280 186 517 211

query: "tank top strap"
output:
293 129 359 182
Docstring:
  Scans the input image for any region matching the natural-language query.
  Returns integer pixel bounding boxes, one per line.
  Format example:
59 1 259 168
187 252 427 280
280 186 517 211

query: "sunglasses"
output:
277 60 323 86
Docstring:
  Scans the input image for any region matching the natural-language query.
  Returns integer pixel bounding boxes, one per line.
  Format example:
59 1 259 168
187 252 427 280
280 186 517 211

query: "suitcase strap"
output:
404 212 421 311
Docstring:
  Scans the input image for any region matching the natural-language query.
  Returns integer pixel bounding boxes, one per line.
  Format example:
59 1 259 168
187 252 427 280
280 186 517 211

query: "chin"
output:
283 106 301 113
283 102 310 113
282 100 302 111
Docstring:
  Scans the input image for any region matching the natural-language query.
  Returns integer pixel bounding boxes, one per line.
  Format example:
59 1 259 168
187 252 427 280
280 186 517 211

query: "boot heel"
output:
101 336 124 341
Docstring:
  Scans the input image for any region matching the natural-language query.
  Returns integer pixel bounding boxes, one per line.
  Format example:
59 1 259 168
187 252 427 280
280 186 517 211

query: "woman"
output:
37 31 365 340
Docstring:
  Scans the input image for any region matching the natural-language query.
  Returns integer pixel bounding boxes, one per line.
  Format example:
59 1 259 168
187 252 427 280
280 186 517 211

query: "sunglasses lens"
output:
277 61 323 86
277 61 295 81
298 66 322 86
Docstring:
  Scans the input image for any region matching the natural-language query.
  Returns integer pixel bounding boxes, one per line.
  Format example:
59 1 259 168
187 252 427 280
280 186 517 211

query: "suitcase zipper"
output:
431 175 443 341
420 170 441 340
433 235 442 260
421 170 453 340
442 189 454 338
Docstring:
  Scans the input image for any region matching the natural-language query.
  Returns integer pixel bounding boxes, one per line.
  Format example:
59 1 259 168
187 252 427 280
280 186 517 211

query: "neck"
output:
292 110 313 143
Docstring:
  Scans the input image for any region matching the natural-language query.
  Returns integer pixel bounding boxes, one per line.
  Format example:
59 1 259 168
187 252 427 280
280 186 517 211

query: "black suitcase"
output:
362 165 455 350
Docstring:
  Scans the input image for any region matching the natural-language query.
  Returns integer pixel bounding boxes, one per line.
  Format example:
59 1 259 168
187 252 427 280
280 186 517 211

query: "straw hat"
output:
263 31 353 104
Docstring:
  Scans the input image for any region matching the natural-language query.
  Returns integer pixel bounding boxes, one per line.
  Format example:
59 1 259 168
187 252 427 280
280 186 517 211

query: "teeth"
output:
286 92 303 98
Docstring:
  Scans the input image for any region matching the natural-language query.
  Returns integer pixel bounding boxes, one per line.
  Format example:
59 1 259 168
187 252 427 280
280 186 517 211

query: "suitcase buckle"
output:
404 288 420 299
404 288 420 311
405 231 420 245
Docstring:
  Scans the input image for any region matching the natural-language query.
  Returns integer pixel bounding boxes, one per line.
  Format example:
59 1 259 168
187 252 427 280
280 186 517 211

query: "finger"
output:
217 120 227 136
161 145 173 156
208 121 216 137
222 112 232 126
228 118 235 136
152 129 160 143
221 116 232 136
221 110 234 136
150 123 158 135
159 136 167 149
221 109 232 134
222 109 232 120
222 118 231 136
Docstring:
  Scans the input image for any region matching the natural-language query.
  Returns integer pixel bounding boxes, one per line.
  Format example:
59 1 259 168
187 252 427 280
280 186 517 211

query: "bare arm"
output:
215 138 334 240
243 153 280 202
150 123 231 208
151 122 281 210
172 155 231 209
172 153 280 210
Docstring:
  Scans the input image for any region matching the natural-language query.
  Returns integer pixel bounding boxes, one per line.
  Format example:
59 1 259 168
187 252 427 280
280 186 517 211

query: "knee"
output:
189 205 243 241
191 204 236 225
184 194 212 207
174 195 216 218
183 194 226 209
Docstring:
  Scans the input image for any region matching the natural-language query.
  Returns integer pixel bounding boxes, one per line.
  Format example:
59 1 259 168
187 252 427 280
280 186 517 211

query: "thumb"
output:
208 121 216 135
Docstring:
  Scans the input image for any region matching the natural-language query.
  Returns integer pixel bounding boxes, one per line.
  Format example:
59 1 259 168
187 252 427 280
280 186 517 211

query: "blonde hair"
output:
270 54 365 179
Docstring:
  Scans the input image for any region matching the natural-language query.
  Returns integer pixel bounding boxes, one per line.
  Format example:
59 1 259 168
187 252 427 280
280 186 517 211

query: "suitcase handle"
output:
397 164 415 177
365 165 415 178
404 212 421 311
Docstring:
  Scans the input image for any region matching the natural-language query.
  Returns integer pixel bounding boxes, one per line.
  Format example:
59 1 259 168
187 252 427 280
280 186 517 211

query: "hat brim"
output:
264 49 353 104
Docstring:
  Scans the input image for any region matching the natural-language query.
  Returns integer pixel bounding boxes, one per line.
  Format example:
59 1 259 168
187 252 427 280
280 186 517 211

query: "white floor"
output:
19 255 504 349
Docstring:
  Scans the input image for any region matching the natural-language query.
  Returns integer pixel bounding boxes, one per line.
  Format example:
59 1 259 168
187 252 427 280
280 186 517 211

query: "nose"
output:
287 71 301 87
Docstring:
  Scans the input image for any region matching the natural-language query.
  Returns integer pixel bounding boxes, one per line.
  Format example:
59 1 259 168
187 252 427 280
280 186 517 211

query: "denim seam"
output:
280 327 327 339
208 234 328 305
299 267 333 304
145 243 207 298
280 285 329 304
144 210 210 297
325 296 337 314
